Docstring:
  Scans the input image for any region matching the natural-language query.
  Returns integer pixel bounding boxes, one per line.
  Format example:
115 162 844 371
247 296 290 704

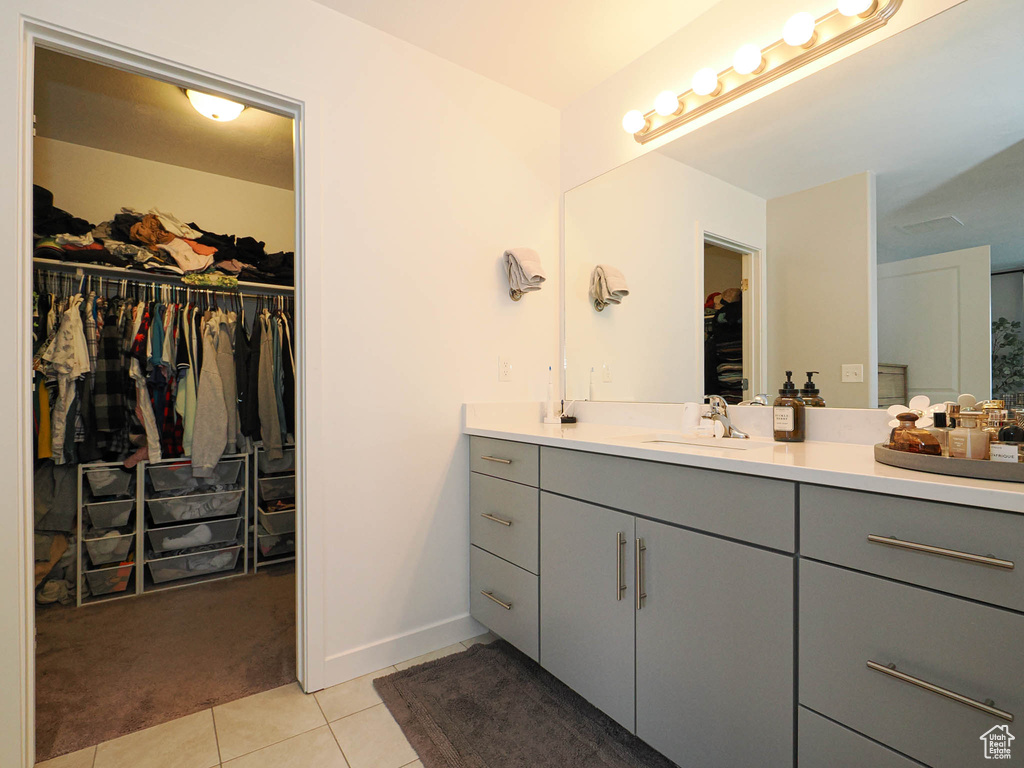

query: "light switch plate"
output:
498 357 512 382
841 364 864 383
602 364 612 383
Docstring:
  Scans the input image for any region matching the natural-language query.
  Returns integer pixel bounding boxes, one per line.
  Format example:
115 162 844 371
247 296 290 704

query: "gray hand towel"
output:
590 265 629 311
504 248 546 301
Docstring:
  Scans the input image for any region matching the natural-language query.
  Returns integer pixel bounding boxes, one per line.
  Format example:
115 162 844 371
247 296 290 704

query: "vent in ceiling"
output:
898 216 965 236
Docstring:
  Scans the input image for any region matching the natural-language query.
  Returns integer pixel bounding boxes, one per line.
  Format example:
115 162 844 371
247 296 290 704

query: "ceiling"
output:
313 0 723 107
655 0 1024 270
34 48 295 190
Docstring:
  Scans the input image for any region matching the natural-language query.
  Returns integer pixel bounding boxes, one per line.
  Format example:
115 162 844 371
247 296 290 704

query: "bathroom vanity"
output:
465 424 1024 768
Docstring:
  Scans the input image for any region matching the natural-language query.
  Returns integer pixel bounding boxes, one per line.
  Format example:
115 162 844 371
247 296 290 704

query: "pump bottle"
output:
773 371 806 442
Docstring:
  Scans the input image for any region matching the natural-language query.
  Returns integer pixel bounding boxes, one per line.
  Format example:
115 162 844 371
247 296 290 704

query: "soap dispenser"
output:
773 371 806 443
799 371 826 407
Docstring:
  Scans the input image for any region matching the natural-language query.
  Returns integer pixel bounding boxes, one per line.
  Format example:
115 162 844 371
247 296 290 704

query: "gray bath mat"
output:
374 639 678 768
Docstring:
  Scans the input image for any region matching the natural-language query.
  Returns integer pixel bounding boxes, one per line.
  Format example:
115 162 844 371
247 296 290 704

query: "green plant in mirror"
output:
992 317 1024 398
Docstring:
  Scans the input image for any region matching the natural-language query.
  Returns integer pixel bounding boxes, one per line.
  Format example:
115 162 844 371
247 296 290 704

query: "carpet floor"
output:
35 566 295 762
374 640 677 768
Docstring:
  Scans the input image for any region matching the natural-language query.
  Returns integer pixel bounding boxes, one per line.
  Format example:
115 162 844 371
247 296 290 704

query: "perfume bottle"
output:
948 411 990 460
888 412 942 455
927 412 952 457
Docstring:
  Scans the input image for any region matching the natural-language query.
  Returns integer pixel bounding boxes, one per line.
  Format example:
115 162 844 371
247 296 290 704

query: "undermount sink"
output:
620 433 764 451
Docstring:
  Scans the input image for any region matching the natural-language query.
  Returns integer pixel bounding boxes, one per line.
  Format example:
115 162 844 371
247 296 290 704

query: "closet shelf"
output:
33 257 294 296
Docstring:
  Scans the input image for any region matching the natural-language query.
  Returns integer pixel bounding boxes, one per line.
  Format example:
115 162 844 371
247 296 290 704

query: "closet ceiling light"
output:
185 89 246 122
621 0 902 143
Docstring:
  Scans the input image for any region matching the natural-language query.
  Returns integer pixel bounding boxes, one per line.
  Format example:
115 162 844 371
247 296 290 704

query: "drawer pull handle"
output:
480 590 512 610
480 512 512 527
867 660 1014 722
616 532 626 601
867 534 1014 570
480 456 513 465
636 538 647 610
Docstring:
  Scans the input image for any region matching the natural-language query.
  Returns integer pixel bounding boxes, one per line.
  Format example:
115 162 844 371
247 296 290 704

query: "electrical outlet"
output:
602 364 612 383
498 357 512 382
841 363 864 383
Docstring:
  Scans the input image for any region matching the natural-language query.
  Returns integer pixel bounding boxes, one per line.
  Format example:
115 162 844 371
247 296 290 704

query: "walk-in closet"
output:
31 48 300 761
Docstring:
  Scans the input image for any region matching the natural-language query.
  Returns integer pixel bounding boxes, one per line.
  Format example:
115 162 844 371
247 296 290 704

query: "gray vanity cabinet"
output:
635 517 794 768
540 493 636 731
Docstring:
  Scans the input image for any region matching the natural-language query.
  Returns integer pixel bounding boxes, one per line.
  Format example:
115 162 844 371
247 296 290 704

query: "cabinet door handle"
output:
635 538 647 610
480 455 513 465
480 590 513 610
480 512 512 527
616 532 626 601
867 534 1014 570
867 660 1013 722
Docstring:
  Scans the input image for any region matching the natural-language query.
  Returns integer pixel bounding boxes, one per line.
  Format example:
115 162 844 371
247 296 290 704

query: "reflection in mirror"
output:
564 0 1024 409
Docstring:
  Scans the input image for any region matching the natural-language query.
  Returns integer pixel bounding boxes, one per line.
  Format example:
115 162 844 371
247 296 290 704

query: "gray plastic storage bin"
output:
258 529 295 557
149 460 242 492
84 531 135 566
259 507 295 535
147 518 242 554
259 448 295 474
84 499 134 529
85 468 133 497
258 475 295 501
84 563 134 595
147 546 242 583
148 489 243 524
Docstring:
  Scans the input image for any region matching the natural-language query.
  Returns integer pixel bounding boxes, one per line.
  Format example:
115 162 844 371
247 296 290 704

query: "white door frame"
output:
695 227 767 401
16 19 320 766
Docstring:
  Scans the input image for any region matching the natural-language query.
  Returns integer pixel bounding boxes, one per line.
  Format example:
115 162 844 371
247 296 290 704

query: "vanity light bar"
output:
625 0 902 144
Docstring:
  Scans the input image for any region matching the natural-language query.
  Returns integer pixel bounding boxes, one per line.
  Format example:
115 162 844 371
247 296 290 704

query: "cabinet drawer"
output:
469 437 539 487
541 447 795 551
470 472 539 574
800 560 1024 768
798 708 918 768
470 545 538 661
801 485 1024 612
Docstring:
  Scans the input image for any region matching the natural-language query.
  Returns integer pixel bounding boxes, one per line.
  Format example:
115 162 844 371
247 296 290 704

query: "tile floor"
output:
37 633 496 768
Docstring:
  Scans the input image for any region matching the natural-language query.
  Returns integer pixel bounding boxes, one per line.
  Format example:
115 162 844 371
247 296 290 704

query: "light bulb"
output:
622 109 647 134
654 90 681 117
691 68 720 97
185 89 246 122
838 0 877 17
783 12 817 48
733 44 765 75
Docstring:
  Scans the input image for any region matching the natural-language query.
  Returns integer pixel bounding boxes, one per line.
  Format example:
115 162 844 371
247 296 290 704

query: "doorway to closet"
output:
30 47 302 763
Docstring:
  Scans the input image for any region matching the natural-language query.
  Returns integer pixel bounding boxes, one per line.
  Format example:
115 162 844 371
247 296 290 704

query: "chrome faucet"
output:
701 395 750 439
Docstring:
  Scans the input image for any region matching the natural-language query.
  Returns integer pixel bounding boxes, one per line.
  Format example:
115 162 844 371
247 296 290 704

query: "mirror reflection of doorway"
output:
703 241 748 403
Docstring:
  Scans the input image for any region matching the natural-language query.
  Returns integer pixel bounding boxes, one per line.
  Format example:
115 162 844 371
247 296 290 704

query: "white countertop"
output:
464 409 1024 514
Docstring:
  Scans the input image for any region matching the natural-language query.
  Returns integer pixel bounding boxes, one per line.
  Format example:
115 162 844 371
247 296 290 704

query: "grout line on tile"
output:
211 706 224 765
91 744 98 768
326 718 352 768
215 719 325 764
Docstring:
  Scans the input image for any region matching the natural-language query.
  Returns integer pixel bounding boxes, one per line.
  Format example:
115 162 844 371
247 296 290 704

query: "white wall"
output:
767 172 877 408
0 2 560 764
34 137 296 252
564 151 765 402
560 0 965 192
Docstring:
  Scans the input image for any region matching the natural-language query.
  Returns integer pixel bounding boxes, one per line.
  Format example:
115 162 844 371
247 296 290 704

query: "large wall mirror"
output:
564 0 1024 409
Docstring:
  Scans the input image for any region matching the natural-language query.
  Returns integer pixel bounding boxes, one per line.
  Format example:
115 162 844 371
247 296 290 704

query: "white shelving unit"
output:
76 453 251 604
252 443 296 571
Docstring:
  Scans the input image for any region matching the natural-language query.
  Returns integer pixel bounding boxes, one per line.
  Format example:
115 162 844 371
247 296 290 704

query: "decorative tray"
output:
874 444 1024 483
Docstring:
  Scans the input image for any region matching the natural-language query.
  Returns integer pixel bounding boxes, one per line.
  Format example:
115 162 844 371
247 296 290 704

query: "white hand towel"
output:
504 248 546 301
590 265 629 311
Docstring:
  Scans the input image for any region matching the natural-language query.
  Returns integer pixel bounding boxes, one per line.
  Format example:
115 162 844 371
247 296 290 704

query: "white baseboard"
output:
321 613 487 689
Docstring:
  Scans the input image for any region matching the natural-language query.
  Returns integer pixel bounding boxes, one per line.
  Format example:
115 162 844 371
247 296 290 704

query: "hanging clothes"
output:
191 310 228 477
258 312 284 460
40 295 90 465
